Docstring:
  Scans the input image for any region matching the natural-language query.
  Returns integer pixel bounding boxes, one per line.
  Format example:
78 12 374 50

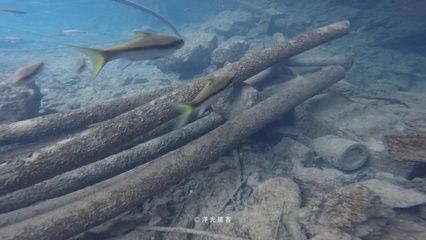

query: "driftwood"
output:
0 86 173 145
0 65 346 240
0 114 223 213
0 20 350 195
383 132 426 163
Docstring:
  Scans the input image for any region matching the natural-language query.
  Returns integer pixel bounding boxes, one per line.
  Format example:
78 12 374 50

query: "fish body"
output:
0 8 26 14
61 29 86 36
70 31 184 77
172 70 236 127
12 60 44 84
72 57 86 74
0 36 22 43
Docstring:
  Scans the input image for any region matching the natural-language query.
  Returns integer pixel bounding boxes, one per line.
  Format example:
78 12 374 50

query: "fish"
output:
61 29 86 36
72 57 86 74
0 36 22 44
69 31 184 77
0 8 26 14
172 70 236 127
12 60 44 84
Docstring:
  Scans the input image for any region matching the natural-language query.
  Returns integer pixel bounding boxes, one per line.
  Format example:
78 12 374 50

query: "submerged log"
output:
0 20 350 196
0 114 223 213
0 65 346 240
0 86 173 145
383 132 426 163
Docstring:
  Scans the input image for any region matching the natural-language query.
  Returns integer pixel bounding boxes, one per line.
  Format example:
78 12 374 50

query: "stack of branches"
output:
0 20 350 240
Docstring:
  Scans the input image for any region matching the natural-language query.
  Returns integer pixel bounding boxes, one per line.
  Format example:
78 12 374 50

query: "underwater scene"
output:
0 0 425 239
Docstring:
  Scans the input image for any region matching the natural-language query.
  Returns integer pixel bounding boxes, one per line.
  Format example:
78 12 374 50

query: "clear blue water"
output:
0 0 217 50
1 1 426 239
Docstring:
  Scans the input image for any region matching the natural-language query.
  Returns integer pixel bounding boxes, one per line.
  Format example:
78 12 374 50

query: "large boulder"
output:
154 32 218 79
298 184 394 239
0 80 41 123
360 179 426 208
208 10 257 38
211 37 249 67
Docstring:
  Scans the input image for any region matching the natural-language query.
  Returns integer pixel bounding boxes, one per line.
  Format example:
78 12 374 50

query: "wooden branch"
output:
218 176 248 213
0 65 346 240
0 20 350 195
0 114 223 213
0 86 173 145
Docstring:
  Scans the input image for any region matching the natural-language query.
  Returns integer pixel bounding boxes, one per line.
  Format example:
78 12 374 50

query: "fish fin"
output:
171 102 195 128
68 45 108 78
133 30 153 38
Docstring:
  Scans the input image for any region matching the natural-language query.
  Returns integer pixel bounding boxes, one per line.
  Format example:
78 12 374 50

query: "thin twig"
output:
233 148 243 205
233 149 243 182
111 0 182 37
273 201 286 240
218 176 248 213
170 181 200 226
136 226 248 240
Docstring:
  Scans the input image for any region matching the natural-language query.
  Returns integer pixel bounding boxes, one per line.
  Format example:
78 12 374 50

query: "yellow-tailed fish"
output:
172 70 236 128
68 31 184 78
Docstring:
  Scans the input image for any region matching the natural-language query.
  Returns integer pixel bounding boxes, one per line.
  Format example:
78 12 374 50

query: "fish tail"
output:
171 102 195 128
68 45 108 78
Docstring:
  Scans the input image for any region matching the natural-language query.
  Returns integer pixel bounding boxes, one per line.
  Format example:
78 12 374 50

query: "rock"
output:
375 171 412 187
154 32 218 78
419 205 426 219
273 13 311 35
223 84 260 119
211 37 249 66
293 167 347 199
360 179 426 208
210 10 257 38
298 184 394 239
0 81 41 123
379 218 426 240
271 137 314 171
209 178 303 240
311 229 361 240
295 92 354 138
412 177 426 193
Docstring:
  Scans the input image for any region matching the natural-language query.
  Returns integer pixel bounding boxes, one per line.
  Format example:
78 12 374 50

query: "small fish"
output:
69 31 184 77
61 29 86 36
72 57 86 74
12 60 44 84
172 70 236 127
0 36 22 43
0 8 26 14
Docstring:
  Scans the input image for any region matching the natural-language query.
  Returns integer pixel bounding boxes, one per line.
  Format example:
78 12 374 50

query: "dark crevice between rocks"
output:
408 162 426 179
